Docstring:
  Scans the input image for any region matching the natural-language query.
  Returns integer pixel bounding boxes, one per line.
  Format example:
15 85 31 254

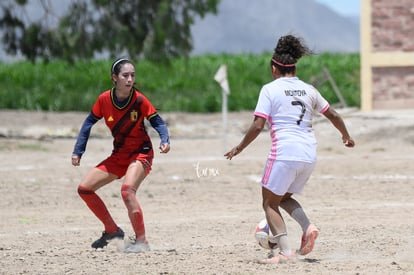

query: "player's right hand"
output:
71 155 81 166
343 137 355 148
159 143 170 153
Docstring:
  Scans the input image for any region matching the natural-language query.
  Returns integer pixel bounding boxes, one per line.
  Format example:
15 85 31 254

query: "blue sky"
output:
315 0 360 16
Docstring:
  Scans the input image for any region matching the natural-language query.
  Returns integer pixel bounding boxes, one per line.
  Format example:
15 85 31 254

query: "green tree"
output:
0 0 219 62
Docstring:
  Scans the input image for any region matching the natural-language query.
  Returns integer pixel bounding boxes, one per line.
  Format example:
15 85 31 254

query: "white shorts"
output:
261 159 316 196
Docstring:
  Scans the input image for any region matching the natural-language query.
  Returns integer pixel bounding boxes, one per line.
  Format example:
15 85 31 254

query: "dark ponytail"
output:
271 35 313 74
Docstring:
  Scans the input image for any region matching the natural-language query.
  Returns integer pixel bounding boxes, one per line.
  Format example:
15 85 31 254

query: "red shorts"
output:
96 150 154 178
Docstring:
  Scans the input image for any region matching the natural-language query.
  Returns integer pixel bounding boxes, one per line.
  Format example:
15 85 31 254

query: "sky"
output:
315 0 360 17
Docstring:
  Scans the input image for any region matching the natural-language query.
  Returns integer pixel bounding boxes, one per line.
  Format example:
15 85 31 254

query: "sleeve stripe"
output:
254 111 269 119
147 112 158 120
320 104 330 114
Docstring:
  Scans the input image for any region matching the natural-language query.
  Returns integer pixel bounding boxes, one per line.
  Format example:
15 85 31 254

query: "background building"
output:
361 0 414 110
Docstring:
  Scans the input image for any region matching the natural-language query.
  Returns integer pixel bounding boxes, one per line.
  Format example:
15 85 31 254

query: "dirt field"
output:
0 109 413 274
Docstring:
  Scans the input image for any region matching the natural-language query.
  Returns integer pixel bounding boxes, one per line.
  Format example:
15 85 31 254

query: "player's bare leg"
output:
280 193 318 255
259 187 296 263
78 168 124 249
122 161 150 253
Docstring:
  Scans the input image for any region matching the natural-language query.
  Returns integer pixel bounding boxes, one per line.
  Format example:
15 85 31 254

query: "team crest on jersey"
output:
130 110 138 122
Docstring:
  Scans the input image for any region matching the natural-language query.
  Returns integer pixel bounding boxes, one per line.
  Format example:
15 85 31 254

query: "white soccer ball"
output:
254 219 272 250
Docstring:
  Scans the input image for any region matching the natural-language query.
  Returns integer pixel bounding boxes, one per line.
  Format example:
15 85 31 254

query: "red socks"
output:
78 185 147 242
121 184 147 242
77 186 118 233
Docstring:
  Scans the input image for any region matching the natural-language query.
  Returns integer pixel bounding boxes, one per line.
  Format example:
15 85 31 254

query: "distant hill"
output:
190 0 360 55
0 0 359 62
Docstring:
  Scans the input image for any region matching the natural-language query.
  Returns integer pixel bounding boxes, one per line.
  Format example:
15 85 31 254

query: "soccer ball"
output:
254 219 272 250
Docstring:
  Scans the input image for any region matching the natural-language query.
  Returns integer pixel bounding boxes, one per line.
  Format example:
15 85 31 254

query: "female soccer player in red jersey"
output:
225 35 355 263
71 58 170 253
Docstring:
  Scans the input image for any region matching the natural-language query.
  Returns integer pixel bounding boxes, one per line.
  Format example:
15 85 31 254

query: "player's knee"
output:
77 185 94 196
121 184 136 202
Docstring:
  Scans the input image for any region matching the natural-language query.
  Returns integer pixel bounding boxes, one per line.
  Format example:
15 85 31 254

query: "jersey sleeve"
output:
138 93 158 118
254 85 271 119
313 87 330 114
91 93 105 119
149 114 170 144
72 112 99 157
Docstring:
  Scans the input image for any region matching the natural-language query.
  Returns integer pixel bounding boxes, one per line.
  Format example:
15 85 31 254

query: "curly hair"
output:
271 35 313 74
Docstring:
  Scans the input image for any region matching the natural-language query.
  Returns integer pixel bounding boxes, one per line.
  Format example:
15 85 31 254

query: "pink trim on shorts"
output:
262 158 274 185
262 115 278 185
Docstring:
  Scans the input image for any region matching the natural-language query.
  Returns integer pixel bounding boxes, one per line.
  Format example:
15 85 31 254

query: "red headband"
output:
271 58 296 67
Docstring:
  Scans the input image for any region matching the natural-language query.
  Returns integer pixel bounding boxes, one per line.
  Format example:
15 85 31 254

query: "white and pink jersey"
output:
254 76 330 162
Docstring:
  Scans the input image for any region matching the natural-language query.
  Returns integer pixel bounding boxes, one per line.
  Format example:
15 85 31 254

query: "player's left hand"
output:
71 155 81 166
159 143 170 153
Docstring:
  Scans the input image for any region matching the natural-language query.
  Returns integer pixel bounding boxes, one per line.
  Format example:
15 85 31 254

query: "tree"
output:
0 0 219 62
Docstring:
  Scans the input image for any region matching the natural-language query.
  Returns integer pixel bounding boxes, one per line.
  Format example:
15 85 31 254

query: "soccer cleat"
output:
124 238 150 253
91 227 125 249
258 252 296 264
298 223 318 255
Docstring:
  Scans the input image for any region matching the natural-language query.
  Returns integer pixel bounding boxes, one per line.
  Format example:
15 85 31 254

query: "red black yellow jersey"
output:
92 89 157 154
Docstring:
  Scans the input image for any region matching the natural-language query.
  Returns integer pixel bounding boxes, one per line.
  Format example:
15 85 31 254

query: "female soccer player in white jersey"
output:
225 35 355 264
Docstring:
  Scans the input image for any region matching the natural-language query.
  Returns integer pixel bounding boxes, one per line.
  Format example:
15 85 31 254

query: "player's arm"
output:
71 112 100 166
225 115 266 160
148 113 170 153
322 107 355 147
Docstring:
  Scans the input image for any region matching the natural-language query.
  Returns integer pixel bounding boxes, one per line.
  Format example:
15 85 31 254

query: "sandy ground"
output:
0 108 413 275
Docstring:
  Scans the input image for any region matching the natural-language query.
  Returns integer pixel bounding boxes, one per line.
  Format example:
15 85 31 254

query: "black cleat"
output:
91 227 125 249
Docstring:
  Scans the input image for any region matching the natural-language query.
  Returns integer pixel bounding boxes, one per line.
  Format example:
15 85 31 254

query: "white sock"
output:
291 208 311 233
269 233 291 256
